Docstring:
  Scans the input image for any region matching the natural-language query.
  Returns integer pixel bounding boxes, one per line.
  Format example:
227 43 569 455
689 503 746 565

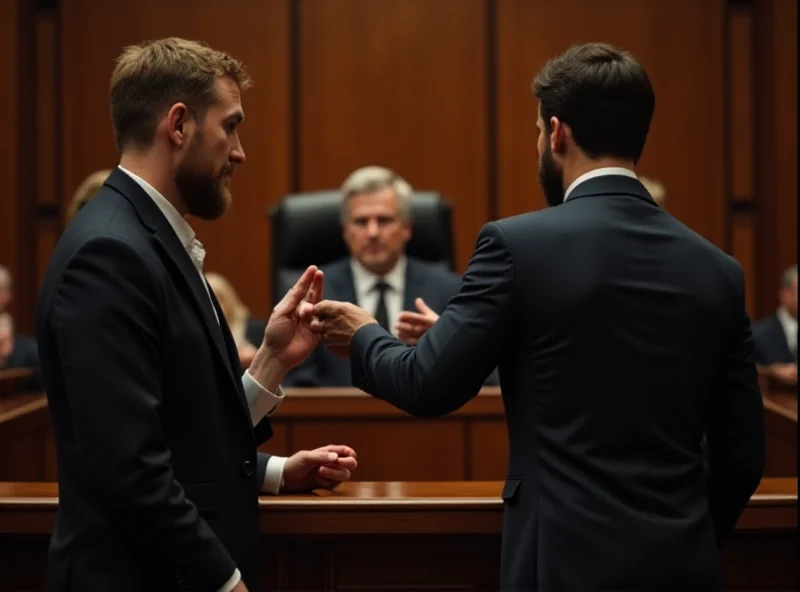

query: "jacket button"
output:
240 460 255 478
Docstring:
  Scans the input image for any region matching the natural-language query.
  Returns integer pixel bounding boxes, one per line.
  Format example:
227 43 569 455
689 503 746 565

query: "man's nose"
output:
366 219 380 236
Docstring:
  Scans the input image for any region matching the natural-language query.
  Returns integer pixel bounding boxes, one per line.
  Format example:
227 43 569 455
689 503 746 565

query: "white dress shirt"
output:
777 306 798 359
118 166 286 592
350 255 407 337
563 166 638 202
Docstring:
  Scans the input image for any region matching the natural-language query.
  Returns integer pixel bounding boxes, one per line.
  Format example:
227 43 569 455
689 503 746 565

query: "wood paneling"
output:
0 479 796 592
496 0 727 249
0 0 36 334
728 7 754 200
731 212 757 320
60 0 292 318
754 0 798 319
0 0 20 300
297 0 489 272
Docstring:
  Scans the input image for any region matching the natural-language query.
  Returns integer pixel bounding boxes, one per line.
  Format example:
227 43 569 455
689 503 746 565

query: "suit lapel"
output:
104 170 248 418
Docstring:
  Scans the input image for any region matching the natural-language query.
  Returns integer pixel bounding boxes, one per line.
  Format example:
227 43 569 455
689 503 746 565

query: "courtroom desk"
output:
762 386 798 478
261 387 508 481
0 369 36 398
0 394 56 482
0 479 795 592
2 386 798 482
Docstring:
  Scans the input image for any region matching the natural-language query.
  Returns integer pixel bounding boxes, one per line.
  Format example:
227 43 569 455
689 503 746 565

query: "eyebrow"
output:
226 111 244 125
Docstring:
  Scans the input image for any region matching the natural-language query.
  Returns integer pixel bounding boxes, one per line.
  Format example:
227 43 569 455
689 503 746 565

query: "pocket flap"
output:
501 478 522 501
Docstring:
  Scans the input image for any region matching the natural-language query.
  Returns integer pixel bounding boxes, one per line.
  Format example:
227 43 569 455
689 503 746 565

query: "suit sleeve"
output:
706 266 765 546
350 222 515 416
50 236 236 591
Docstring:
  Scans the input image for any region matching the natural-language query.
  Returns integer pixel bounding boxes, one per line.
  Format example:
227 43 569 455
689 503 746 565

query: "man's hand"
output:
396 298 439 346
281 445 358 493
232 580 249 592
770 363 798 385
310 300 377 358
249 266 324 388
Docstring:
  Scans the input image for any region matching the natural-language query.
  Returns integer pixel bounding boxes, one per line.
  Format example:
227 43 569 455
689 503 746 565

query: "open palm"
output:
264 266 324 370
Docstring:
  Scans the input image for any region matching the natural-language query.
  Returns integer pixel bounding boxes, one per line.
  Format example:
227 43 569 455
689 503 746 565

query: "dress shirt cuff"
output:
217 568 241 592
242 369 285 425
262 455 287 495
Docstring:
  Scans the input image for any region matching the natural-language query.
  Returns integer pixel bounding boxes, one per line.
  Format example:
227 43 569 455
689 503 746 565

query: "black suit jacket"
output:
284 255 464 386
37 168 274 592
349 175 765 591
752 314 795 365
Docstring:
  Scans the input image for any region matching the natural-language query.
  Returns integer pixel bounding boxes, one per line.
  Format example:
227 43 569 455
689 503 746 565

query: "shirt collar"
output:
777 306 797 337
350 255 407 293
563 167 638 202
117 165 196 249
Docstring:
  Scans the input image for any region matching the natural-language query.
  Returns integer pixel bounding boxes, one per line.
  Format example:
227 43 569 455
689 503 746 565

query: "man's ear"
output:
166 103 190 146
549 116 566 155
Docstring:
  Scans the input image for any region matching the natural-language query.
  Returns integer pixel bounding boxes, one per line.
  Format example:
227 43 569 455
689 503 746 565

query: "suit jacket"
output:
752 314 796 365
37 168 274 592
348 175 765 591
284 255 464 387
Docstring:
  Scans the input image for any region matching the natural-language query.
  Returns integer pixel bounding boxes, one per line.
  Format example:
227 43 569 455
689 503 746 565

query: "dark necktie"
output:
373 280 390 332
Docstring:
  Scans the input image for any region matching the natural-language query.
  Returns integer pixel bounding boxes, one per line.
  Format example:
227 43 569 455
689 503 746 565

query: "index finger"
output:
304 270 325 305
274 265 318 316
398 311 431 325
320 444 357 458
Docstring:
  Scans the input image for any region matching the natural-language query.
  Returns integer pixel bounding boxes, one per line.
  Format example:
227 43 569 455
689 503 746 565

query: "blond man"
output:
37 38 356 592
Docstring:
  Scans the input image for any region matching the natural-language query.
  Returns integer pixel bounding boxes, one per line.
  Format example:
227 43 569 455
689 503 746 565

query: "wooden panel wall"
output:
0 0 796 326
753 0 798 319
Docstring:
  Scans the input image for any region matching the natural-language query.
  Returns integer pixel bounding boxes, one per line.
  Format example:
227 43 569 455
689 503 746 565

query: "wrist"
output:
248 347 287 393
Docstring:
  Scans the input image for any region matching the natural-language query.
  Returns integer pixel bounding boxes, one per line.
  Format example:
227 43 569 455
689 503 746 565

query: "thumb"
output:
415 298 434 315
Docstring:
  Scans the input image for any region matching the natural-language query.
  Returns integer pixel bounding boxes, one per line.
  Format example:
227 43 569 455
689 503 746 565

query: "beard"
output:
175 134 233 221
538 143 565 207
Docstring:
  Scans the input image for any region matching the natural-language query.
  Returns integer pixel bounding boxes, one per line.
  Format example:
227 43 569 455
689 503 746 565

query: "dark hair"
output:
532 42 655 163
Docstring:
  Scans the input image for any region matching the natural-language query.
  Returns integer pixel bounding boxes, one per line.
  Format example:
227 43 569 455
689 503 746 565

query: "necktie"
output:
373 280 390 332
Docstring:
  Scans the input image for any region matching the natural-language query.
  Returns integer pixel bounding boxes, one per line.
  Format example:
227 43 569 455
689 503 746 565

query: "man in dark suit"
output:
283 166 470 387
36 38 356 592
311 43 765 591
753 264 797 385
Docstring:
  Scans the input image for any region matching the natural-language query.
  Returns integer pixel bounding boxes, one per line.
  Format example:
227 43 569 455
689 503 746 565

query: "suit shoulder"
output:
320 256 351 277
407 257 461 284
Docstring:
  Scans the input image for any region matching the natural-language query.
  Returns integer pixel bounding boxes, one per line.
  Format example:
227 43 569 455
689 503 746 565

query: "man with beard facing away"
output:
36 38 358 592
311 42 765 591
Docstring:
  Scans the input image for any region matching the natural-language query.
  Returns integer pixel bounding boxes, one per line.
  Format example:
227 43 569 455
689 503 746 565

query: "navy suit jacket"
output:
752 314 795 365
284 256 464 387
348 175 764 591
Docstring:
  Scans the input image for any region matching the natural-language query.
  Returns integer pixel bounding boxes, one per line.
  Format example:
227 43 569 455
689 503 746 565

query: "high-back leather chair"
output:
267 190 455 306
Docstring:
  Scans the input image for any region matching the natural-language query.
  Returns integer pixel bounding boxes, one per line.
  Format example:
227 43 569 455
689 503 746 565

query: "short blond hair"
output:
639 176 667 207
68 169 111 221
206 272 249 326
110 37 252 151
340 166 413 224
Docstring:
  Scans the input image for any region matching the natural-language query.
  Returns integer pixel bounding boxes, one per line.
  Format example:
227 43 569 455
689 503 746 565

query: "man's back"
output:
493 175 763 589
346 175 764 591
